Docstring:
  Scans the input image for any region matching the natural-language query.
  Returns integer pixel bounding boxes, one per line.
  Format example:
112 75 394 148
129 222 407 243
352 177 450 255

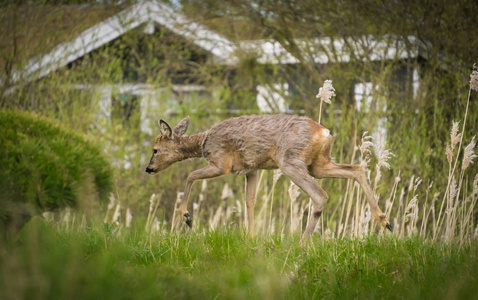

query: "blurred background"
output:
1 0 477 238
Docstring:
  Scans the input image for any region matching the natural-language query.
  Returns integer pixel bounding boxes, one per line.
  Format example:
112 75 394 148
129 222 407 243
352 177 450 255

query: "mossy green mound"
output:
0 110 113 230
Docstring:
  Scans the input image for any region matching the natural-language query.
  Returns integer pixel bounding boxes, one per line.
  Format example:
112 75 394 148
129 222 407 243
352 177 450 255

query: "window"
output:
354 82 374 112
256 83 289 113
354 82 387 141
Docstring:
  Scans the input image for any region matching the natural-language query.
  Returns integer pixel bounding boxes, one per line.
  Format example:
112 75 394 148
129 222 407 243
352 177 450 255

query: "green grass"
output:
1 219 477 300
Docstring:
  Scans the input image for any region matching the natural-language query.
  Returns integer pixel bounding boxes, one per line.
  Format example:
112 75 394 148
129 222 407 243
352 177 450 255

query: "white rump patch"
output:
323 129 330 137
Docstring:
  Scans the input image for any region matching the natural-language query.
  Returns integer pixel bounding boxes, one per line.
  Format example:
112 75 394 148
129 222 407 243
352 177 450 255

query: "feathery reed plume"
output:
288 182 300 203
374 132 395 171
440 65 476 233
462 136 477 171
151 217 160 232
316 79 335 124
414 177 422 192
446 144 453 164
221 183 234 200
405 195 419 236
273 169 282 185
470 64 478 91
317 80 335 104
449 176 458 202
359 132 374 168
373 132 395 192
451 121 461 150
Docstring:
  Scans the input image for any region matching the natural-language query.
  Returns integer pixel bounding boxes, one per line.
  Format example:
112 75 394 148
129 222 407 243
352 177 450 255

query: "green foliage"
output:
0 110 113 230
1 0 476 232
1 220 477 299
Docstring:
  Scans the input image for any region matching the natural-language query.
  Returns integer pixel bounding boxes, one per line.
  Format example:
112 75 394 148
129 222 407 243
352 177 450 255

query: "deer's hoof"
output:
386 222 393 232
184 213 192 228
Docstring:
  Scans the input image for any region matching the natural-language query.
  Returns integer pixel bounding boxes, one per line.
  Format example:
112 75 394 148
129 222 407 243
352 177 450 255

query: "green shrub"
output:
0 110 113 232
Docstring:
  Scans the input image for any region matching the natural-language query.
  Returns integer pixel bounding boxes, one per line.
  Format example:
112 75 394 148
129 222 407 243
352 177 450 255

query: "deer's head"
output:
145 117 190 174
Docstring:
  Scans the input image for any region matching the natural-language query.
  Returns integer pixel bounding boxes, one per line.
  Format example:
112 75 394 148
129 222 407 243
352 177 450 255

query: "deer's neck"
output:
176 132 206 160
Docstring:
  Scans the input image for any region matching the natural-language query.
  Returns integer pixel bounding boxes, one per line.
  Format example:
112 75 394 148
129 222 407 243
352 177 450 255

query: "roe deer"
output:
145 114 392 238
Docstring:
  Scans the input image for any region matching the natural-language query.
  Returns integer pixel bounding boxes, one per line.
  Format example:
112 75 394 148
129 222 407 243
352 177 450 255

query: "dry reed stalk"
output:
80 213 86 230
353 187 361 237
234 200 242 228
192 202 200 229
419 183 432 236
170 192 183 233
269 169 282 235
446 137 477 241
397 187 406 237
405 195 418 237
280 184 289 239
112 204 121 224
337 135 358 237
461 174 478 240
426 193 439 237
438 66 475 238
361 204 372 237
379 172 401 236
148 195 161 232
225 204 235 227
256 184 270 235
125 207 132 228
305 199 312 234
341 183 358 238
209 206 223 230
104 193 116 222
145 193 156 231
288 182 300 234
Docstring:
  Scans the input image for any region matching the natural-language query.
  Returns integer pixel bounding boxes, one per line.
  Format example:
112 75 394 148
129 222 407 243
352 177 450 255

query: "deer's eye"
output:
153 149 158 154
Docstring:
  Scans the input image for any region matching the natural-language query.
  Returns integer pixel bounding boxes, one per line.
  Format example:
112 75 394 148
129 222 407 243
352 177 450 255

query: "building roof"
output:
9 0 236 85
5 0 422 88
239 35 420 65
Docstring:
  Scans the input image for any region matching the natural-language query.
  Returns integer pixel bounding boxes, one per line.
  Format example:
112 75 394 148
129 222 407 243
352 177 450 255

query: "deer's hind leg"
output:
310 161 392 231
280 160 329 238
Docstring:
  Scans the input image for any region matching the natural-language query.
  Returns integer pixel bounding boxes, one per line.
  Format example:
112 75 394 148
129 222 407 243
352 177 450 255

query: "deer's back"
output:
202 114 331 173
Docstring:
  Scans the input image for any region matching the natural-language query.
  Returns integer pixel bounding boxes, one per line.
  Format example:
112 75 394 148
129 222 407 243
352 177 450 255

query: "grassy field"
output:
1 218 477 300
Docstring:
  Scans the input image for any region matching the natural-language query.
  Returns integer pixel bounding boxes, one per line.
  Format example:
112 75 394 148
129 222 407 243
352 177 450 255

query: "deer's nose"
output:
145 167 153 174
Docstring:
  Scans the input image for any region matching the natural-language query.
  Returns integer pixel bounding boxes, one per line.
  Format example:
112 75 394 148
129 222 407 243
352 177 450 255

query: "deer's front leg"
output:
178 163 228 228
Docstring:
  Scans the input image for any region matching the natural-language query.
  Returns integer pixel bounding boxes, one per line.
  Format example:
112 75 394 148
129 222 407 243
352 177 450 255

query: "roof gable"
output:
12 0 236 85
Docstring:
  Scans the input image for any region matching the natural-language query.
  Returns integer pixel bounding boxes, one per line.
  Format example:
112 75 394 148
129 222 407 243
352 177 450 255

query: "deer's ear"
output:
159 120 172 139
173 116 190 136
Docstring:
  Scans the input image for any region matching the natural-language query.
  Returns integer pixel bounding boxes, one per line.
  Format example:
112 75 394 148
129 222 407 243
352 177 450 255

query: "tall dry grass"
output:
47 69 478 244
